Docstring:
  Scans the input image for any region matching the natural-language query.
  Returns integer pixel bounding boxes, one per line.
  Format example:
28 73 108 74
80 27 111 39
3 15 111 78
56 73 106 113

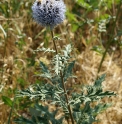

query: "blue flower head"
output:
32 0 66 29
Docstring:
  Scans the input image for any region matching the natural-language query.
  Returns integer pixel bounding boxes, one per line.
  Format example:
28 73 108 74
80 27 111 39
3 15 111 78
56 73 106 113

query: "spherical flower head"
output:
32 0 66 29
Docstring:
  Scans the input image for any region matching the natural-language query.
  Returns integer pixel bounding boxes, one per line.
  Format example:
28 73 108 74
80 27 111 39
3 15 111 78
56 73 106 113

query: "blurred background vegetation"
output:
0 0 122 123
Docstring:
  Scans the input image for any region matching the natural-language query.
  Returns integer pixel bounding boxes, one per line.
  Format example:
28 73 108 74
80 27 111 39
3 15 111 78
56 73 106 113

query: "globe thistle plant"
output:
32 0 66 29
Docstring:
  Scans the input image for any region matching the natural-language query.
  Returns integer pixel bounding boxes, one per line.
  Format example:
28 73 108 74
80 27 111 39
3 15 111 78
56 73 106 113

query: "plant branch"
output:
50 30 74 124
51 30 58 54
60 72 74 124
97 1 122 73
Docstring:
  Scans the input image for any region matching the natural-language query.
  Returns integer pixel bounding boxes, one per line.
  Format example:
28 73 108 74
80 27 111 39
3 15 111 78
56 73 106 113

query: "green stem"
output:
7 89 17 124
97 1 122 73
50 30 58 54
50 30 74 124
60 72 74 124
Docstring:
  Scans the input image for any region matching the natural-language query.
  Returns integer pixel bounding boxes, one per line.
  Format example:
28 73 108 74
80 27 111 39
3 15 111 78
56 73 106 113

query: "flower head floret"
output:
32 0 66 29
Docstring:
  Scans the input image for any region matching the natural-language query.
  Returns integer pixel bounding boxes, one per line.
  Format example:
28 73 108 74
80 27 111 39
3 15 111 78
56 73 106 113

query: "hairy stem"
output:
51 30 58 54
50 30 74 124
97 1 122 73
60 72 74 124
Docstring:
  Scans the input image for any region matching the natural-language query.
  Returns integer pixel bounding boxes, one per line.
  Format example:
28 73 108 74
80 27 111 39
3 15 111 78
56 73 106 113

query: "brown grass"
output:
0 0 122 123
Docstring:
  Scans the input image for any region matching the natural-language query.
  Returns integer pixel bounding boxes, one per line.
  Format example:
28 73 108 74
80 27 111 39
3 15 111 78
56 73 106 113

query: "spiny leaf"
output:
93 103 112 114
14 117 34 124
53 54 62 75
63 44 72 58
35 47 55 53
64 61 75 81
95 74 106 86
40 61 49 73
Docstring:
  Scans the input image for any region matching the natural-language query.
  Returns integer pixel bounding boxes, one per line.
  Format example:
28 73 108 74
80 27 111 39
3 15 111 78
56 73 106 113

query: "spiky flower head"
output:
32 0 66 29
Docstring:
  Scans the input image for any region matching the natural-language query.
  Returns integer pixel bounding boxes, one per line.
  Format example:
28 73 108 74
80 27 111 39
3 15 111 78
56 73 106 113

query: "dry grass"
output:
77 48 122 124
0 0 122 123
